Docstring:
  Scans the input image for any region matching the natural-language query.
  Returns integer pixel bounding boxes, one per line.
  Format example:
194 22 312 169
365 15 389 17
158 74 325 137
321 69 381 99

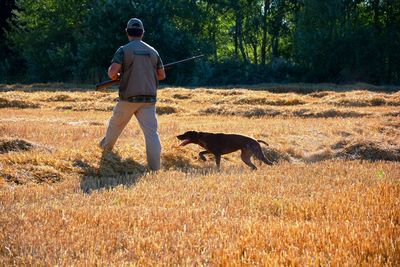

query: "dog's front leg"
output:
199 151 209 161
214 154 221 170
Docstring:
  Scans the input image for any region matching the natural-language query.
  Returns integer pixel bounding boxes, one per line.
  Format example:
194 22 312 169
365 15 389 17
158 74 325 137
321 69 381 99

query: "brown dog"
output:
177 131 273 170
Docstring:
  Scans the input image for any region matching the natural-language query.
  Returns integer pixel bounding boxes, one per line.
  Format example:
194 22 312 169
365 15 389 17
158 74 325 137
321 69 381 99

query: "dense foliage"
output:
1 0 399 85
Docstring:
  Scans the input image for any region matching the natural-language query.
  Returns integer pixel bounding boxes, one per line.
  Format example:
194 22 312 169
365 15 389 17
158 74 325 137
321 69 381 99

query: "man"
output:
100 18 165 171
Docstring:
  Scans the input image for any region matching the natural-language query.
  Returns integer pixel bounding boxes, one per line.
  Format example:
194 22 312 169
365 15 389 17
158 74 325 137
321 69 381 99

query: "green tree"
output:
0 0 20 81
294 0 344 81
294 0 400 84
8 0 90 81
75 0 210 84
3 0 399 85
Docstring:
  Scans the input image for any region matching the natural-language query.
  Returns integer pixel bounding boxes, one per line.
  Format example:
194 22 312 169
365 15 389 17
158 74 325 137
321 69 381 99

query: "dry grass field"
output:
0 83 399 265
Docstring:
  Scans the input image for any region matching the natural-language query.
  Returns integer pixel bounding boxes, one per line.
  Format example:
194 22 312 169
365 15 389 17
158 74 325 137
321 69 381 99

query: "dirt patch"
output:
0 97 40 109
0 138 36 154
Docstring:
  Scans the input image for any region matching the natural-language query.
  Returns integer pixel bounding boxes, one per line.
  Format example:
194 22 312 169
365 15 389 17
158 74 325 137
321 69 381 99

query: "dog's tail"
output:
257 140 269 146
251 142 274 165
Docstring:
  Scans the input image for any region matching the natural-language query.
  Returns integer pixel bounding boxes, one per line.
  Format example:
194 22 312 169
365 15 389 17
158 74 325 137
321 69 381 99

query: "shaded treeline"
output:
0 0 399 85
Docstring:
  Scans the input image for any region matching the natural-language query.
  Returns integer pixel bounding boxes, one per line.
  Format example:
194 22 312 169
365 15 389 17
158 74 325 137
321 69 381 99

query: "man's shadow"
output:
74 151 146 193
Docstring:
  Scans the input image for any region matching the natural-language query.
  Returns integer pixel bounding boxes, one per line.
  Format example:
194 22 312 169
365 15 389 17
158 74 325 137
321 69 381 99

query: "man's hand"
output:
108 63 122 80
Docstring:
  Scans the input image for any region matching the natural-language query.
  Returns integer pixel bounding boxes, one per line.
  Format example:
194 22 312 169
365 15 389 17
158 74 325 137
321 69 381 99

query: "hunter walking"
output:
100 18 165 171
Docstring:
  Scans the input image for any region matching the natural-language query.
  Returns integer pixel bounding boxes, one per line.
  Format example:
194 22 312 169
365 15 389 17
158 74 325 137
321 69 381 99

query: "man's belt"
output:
124 95 157 103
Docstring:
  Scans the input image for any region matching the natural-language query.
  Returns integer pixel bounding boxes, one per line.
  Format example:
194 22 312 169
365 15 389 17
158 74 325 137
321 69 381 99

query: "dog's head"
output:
177 131 200 146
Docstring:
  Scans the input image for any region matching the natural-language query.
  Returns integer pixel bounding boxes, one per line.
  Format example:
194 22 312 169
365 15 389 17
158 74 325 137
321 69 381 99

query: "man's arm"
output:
108 46 123 80
108 63 121 80
157 67 166 80
156 53 166 81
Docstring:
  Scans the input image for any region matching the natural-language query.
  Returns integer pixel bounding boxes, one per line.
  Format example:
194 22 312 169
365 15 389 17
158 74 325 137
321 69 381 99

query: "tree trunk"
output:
234 21 238 60
252 44 258 64
211 30 218 62
236 14 247 62
385 1 394 83
371 0 381 32
272 35 279 58
261 0 270 65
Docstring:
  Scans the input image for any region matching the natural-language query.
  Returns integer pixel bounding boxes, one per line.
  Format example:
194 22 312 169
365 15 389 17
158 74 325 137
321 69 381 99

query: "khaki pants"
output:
100 101 161 171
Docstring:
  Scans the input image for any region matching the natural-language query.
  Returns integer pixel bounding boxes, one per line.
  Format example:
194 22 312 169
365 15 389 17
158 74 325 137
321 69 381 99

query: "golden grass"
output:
0 84 399 265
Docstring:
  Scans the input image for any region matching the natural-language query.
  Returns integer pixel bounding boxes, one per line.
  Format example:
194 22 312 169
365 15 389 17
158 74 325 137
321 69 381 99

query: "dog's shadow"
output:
161 150 220 175
74 151 146 193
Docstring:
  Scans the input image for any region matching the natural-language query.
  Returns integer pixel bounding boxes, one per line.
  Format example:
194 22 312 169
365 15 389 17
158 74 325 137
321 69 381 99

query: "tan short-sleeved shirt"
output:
112 40 163 101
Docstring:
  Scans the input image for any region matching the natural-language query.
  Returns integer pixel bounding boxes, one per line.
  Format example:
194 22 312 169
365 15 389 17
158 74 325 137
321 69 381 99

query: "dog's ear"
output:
191 131 200 140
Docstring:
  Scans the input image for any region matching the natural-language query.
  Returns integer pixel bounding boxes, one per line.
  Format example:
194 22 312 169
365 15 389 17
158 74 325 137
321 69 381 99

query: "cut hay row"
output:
1 136 399 186
0 90 399 120
0 87 399 110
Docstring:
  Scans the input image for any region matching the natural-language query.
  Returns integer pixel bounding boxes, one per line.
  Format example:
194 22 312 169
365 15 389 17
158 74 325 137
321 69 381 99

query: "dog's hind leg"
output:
199 151 210 161
241 149 257 170
251 144 273 165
